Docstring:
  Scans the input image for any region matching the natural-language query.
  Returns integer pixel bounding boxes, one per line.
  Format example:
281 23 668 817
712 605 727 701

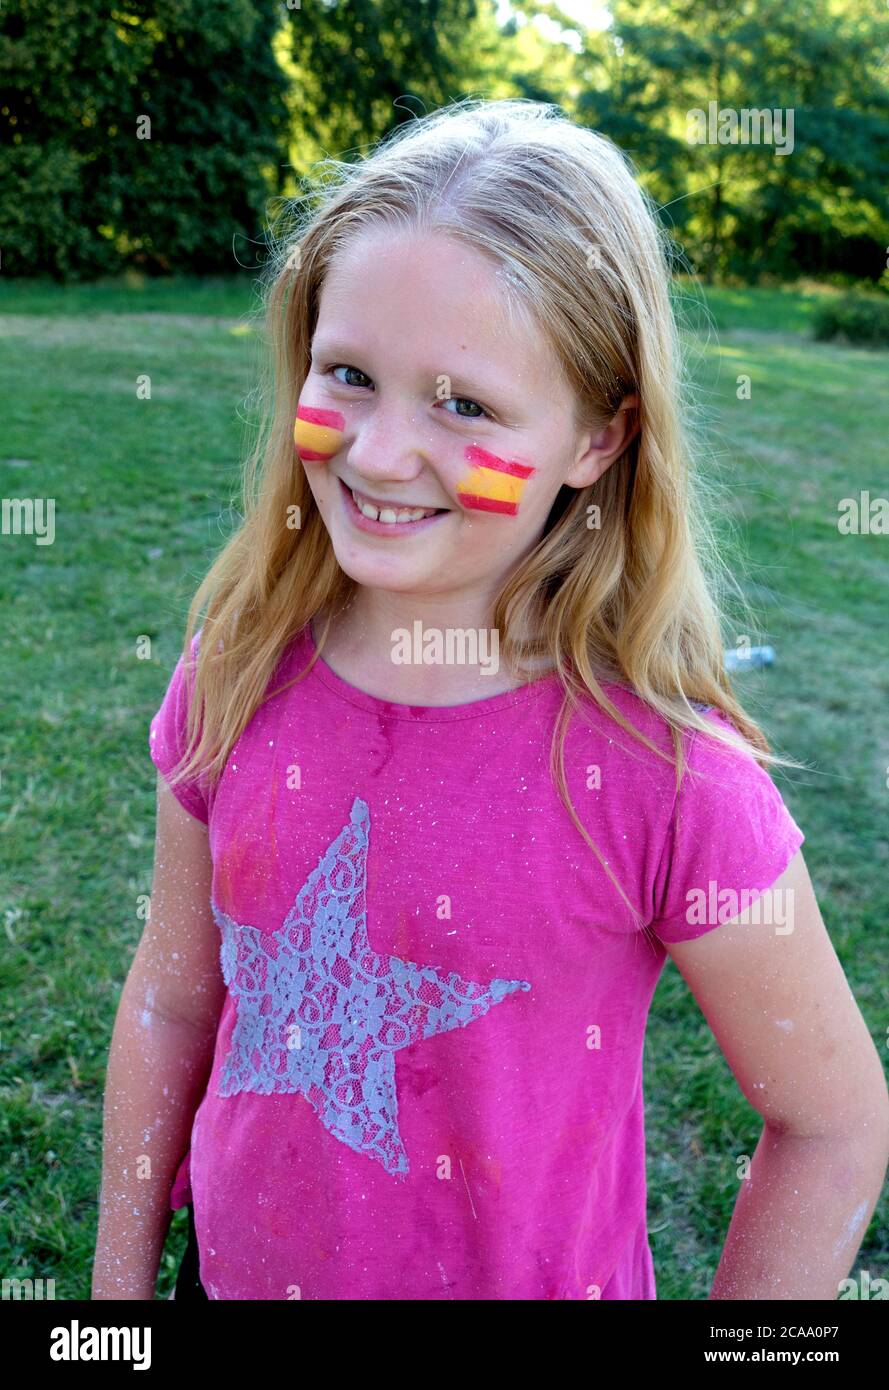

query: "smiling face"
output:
296 226 625 605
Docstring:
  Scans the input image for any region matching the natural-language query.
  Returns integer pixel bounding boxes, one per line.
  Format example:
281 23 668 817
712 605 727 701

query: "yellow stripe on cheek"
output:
457 467 527 505
294 418 344 457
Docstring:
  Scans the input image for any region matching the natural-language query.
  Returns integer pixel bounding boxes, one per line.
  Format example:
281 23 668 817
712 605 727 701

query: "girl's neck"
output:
313 591 553 707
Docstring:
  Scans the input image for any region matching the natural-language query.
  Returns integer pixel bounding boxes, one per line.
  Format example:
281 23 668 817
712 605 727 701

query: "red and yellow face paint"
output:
456 445 536 516
294 404 345 462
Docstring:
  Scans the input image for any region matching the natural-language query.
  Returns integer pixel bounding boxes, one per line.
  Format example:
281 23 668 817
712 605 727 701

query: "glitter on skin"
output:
831 1199 870 1259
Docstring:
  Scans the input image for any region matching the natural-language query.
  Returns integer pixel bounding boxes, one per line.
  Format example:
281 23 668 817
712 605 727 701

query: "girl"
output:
93 98 888 1301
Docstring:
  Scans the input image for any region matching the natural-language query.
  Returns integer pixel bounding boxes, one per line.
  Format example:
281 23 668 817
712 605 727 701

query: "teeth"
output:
351 488 438 524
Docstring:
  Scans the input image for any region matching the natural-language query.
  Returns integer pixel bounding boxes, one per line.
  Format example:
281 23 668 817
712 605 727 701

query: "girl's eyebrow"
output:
310 338 361 361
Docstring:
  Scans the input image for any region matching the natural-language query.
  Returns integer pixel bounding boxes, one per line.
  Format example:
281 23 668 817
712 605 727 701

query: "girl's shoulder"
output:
561 677 799 848
568 674 744 758
562 676 712 759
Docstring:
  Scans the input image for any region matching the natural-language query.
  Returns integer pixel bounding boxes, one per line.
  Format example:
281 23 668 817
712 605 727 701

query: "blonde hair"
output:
165 97 803 934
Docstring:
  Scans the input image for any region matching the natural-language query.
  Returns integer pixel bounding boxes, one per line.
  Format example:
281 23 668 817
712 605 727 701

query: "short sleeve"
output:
148 630 210 825
650 709 804 943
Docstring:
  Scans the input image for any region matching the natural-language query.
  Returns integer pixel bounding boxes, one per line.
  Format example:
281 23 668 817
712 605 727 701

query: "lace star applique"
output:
214 796 531 1175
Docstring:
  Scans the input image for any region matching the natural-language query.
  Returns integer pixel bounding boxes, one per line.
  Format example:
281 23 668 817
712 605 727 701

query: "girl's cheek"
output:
294 404 345 463
455 444 536 516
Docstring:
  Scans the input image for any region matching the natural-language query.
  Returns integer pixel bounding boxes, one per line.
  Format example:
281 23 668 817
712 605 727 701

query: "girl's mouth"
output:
339 478 449 536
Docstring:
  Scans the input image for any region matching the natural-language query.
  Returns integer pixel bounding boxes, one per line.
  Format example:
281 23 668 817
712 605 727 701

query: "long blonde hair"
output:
165 97 803 932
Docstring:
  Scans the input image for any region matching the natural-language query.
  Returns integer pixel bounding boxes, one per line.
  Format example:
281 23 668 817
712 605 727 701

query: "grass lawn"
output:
1 276 886 1300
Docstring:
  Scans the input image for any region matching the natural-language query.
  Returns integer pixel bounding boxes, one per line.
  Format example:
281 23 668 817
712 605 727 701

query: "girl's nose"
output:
345 401 432 484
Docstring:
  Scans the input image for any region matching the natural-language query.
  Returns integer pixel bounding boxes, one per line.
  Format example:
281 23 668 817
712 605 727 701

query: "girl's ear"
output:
565 394 639 490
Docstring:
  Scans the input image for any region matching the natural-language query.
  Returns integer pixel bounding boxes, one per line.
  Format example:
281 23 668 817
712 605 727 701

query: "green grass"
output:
674 277 851 335
1 277 886 1301
0 271 262 319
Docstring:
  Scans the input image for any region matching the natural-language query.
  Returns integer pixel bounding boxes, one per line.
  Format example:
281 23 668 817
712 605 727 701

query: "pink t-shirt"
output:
148 622 804 1300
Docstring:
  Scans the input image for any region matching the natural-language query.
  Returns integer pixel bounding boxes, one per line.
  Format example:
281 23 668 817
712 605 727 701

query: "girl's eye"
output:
329 364 371 389
440 396 490 420
325 364 491 420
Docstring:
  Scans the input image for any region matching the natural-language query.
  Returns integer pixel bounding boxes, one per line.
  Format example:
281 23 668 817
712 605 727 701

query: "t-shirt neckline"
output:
293 619 559 722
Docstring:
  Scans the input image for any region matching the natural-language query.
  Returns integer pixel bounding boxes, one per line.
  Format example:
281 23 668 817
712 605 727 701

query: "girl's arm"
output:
664 848 889 1301
92 775 226 1299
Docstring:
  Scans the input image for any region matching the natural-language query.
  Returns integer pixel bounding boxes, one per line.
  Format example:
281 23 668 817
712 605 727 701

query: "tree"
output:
277 0 489 180
0 1 290 278
573 0 889 283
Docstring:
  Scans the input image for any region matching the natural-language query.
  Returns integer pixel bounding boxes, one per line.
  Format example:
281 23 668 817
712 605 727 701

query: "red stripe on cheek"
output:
296 405 346 430
458 494 519 515
464 445 536 480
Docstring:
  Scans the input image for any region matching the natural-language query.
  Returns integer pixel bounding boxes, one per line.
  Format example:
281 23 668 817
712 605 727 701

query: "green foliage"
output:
575 0 889 285
0 0 289 278
812 291 889 347
278 0 485 178
2 0 888 287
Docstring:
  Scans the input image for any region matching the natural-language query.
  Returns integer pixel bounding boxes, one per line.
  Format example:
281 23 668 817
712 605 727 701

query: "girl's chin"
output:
331 547 443 592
